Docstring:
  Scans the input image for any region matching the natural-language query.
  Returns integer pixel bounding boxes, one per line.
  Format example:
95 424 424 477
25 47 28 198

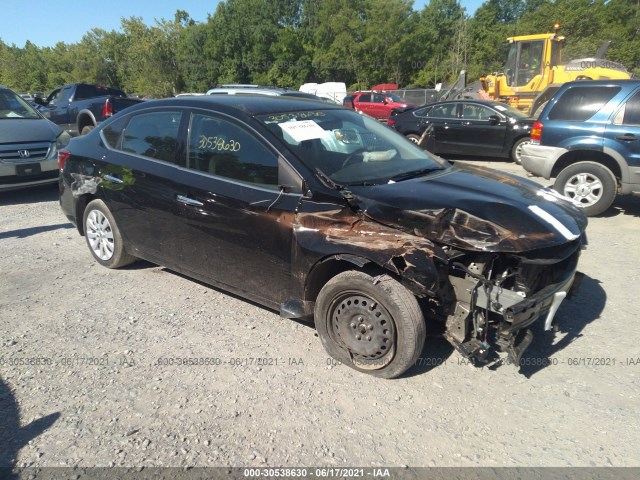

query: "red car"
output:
346 91 414 120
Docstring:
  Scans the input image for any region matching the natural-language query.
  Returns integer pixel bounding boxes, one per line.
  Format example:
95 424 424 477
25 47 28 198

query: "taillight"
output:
58 149 71 171
531 121 543 143
102 98 113 118
387 118 396 127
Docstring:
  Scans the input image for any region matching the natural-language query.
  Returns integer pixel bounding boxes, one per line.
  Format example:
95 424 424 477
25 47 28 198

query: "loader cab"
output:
504 33 565 88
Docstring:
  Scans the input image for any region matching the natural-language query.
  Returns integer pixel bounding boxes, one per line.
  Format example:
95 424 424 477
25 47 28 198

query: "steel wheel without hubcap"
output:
86 210 114 261
315 270 425 378
329 292 396 369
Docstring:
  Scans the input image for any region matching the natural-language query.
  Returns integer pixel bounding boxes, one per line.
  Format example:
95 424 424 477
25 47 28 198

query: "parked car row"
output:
14 77 634 379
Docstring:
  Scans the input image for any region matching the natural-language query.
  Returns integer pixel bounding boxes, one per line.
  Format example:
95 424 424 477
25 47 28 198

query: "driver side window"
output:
188 113 279 189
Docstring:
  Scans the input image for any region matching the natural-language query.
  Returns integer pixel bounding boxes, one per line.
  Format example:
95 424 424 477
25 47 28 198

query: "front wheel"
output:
83 199 136 268
553 161 617 216
510 137 531 165
315 271 426 379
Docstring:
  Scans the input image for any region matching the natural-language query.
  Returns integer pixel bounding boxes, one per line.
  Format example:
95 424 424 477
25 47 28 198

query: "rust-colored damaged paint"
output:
294 208 447 297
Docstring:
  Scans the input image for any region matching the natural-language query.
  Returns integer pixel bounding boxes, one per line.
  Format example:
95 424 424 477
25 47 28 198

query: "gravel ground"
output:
1 160 639 471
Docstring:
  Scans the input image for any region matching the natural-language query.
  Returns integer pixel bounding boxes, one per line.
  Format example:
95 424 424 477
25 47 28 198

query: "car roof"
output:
118 95 344 117
562 79 640 88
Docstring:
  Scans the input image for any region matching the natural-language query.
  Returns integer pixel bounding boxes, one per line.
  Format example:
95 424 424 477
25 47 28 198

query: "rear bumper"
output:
520 144 567 179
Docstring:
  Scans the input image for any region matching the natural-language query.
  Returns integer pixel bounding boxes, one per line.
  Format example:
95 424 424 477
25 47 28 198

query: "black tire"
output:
315 270 426 379
510 137 531 165
553 161 617 216
81 125 95 135
83 199 136 268
405 133 421 144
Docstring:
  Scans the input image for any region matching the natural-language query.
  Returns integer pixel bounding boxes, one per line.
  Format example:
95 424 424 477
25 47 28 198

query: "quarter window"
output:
188 113 278 189
615 90 640 126
102 116 129 149
121 111 182 164
413 106 432 117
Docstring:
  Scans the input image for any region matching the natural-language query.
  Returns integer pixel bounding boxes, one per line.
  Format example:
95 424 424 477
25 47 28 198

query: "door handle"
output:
104 174 123 184
615 133 638 141
177 195 203 207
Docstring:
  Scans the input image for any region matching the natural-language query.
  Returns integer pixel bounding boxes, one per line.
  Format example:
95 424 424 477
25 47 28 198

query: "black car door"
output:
173 111 302 306
454 103 507 155
99 108 190 265
421 103 460 154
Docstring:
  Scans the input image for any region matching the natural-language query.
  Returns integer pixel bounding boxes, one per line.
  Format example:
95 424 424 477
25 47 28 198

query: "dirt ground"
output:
1 160 639 471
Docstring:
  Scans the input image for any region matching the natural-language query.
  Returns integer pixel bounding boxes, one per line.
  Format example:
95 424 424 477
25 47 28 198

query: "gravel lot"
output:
1 160 639 471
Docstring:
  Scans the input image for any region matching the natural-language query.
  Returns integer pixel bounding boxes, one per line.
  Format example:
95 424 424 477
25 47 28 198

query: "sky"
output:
0 0 485 48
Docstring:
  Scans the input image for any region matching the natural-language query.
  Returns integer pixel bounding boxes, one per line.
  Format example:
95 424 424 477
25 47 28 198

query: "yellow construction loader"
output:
445 24 631 116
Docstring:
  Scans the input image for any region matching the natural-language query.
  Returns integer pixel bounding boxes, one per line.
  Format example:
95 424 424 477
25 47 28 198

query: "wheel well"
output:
75 194 97 235
305 257 388 302
77 114 96 132
551 150 621 181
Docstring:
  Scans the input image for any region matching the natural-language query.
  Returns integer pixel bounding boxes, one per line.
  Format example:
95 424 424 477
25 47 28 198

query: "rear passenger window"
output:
357 94 372 102
428 104 457 118
548 87 620 122
188 113 278 189
121 111 182 165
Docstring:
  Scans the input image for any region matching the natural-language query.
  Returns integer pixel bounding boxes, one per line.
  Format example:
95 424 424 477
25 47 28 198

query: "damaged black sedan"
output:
59 96 587 378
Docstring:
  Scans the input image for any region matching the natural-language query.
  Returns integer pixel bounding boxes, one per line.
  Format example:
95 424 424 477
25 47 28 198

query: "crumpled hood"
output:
0 118 61 143
348 163 588 253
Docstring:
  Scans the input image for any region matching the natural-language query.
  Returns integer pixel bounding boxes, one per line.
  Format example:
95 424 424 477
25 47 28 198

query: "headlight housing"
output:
47 131 71 160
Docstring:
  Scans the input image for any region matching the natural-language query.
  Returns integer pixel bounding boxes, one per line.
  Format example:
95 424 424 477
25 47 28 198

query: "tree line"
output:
1 0 640 98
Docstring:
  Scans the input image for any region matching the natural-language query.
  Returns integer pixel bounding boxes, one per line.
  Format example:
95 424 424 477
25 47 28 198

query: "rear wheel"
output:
553 161 617 216
315 271 425 379
406 133 421 144
83 199 136 268
510 137 531 165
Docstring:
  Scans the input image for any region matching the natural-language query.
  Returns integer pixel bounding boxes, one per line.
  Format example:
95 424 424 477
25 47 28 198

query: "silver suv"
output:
0 85 70 191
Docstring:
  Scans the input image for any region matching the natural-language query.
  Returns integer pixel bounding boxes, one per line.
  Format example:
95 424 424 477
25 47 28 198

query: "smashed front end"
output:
432 238 584 365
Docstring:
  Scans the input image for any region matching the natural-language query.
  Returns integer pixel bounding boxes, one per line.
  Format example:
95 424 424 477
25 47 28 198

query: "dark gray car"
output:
0 85 70 191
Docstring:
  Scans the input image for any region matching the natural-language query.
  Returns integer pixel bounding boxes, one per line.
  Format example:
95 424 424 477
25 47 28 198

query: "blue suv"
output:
521 80 640 216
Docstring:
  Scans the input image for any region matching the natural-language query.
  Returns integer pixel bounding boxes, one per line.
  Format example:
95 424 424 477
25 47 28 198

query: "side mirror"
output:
488 115 500 125
278 156 303 194
383 98 389 105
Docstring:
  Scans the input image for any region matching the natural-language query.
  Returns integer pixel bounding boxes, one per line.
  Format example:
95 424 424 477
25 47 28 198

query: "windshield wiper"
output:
388 167 442 182
314 168 343 190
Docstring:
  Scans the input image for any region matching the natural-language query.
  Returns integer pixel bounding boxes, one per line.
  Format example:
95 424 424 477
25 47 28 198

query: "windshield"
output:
256 109 446 186
493 103 529 119
0 89 41 119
